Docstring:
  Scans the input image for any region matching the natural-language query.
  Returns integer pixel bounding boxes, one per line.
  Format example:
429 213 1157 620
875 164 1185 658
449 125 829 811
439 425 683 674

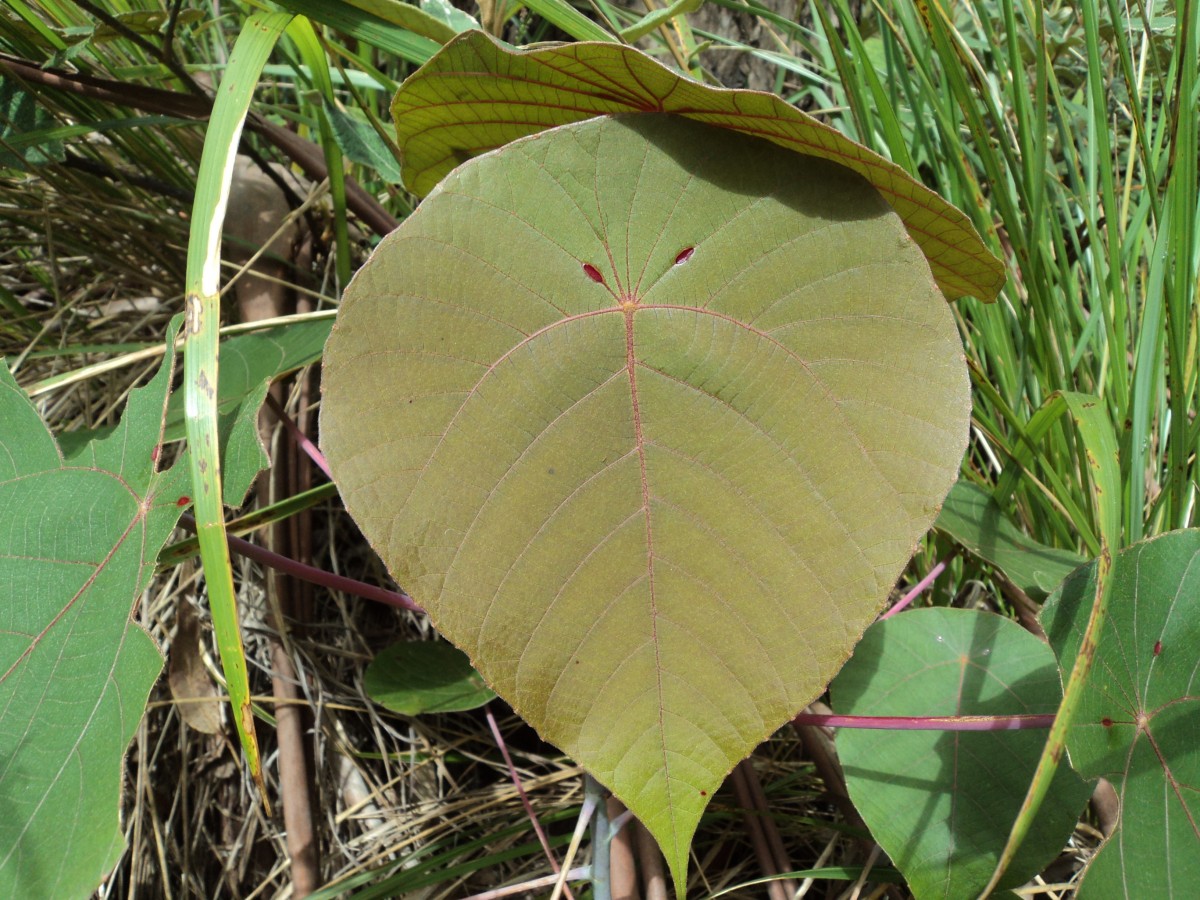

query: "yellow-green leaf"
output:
390 31 1005 301
321 114 971 891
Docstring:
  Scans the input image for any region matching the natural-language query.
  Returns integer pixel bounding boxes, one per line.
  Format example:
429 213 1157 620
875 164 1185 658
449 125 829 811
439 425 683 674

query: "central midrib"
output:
621 304 677 850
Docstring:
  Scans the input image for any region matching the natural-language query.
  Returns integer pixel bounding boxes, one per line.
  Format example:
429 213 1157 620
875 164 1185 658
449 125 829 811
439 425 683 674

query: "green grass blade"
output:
619 0 703 43
520 0 618 42
285 16 352 289
980 391 1120 895
183 9 293 806
273 0 442 63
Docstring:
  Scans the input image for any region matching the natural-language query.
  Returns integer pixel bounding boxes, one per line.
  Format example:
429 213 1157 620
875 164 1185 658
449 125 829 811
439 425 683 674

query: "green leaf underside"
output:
0 330 189 897
389 31 1004 302
320 115 970 890
1041 530 1200 898
935 481 1086 599
365 641 496 715
832 608 1090 898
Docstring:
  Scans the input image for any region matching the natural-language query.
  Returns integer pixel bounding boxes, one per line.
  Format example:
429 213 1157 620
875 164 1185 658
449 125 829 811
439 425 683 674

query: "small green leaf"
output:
365 641 496 715
166 317 333 442
419 0 480 34
1041 529 1200 897
0 327 190 898
217 378 270 506
390 31 1004 301
935 481 1086 598
321 113 971 893
324 101 404 183
831 608 1091 898
56 317 334 458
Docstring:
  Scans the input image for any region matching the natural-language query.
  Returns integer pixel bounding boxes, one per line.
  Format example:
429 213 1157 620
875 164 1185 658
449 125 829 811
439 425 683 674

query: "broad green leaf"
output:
320 114 971 892
935 481 1086 598
1040 529 1200 897
365 641 496 714
389 31 1005 301
0 332 190 898
55 316 335 458
831 609 1091 898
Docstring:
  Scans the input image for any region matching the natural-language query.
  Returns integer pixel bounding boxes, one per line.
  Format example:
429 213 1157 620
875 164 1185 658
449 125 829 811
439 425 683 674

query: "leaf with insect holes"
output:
320 114 971 893
1041 529 1200 898
390 30 1005 301
0 327 191 898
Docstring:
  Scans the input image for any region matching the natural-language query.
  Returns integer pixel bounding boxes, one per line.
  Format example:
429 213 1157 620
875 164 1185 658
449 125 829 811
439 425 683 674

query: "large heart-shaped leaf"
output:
832 608 1091 898
389 30 1005 301
0 332 191 897
320 114 970 891
1041 529 1200 897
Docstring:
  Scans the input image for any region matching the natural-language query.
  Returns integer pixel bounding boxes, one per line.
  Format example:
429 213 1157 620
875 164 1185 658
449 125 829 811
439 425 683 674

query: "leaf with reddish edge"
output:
320 114 971 892
0 323 191 898
389 30 1004 302
831 608 1090 898
1041 529 1200 897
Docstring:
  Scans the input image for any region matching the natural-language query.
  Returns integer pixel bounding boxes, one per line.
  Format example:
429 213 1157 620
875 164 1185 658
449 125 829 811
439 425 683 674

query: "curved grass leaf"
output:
365 641 495 715
320 114 971 892
1041 529 1200 897
389 30 1004 301
0 330 190 898
183 11 293 800
831 608 1091 898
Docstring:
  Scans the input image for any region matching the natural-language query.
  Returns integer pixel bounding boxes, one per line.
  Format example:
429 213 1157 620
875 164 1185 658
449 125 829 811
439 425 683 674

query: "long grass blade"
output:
980 391 1120 895
183 9 293 807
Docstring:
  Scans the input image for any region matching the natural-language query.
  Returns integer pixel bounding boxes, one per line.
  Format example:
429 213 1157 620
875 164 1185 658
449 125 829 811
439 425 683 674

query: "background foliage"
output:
1 0 1196 896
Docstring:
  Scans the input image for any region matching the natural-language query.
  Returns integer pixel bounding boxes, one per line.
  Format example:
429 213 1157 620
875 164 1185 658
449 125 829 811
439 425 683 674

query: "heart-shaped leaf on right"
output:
1041 529 1200 897
321 113 973 892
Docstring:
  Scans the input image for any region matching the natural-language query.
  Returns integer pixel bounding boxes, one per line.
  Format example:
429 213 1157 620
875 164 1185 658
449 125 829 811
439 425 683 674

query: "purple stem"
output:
263 392 332 479
177 514 423 613
880 559 947 620
485 705 573 900
793 712 1056 731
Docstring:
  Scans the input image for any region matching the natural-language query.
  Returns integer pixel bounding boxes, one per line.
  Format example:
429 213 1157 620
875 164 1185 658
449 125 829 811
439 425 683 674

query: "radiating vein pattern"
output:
321 114 970 877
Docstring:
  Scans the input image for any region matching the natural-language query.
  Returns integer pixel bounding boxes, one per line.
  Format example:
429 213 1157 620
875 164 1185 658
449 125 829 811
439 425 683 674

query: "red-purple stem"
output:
880 559 947 619
177 513 422 613
264 392 332 479
485 705 573 900
182 512 1054 731
793 712 1056 731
